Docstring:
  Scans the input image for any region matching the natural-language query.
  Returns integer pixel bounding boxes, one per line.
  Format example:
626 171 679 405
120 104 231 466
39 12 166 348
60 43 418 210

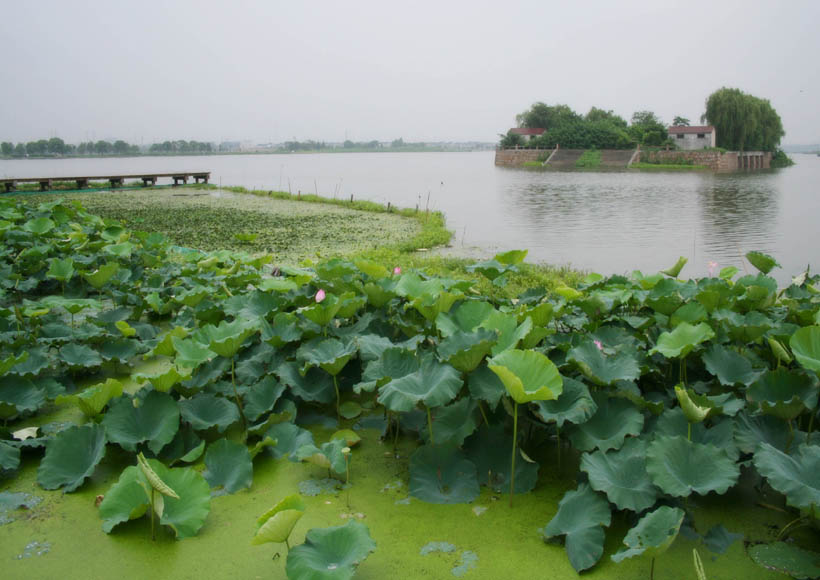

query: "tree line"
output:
0 138 213 157
502 88 786 153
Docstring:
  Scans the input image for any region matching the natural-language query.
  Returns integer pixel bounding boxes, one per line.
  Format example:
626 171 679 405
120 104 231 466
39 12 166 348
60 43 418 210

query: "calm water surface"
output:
2 152 817 284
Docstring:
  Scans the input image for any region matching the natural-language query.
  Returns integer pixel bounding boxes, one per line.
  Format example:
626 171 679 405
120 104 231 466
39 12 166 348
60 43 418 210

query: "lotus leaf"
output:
143 458 211 539
0 440 21 471
488 349 562 404
437 329 497 373
611 506 685 563
359 347 419 389
302 293 342 326
179 393 240 433
481 311 532 355
543 483 611 572
409 444 479 504
253 494 305 545
265 422 315 460
581 437 659 512
146 326 189 358
243 376 286 422
654 409 739 460
171 336 216 368
294 438 347 474
646 435 739 497
330 429 361 447
790 326 820 373
55 378 123 418
702 344 762 387
753 443 820 510
203 438 253 494
747 368 818 420
661 256 688 278
133 365 192 393
567 340 640 386
223 290 280 319
83 262 119 289
748 542 820 579
46 257 74 282
702 524 743 554
466 363 505 409
420 397 478 447
6 346 50 377
99 338 141 363
102 390 180 454
196 318 258 359
567 394 643 452
435 300 496 336
260 313 303 347
99 465 149 533
464 426 538 493
532 377 597 428
0 352 28 375
377 357 462 412
746 251 781 275
60 343 103 369
298 338 357 376
23 216 55 234
37 423 107 492
0 377 47 419
734 411 791 453
675 385 712 423
651 322 714 359
768 336 793 364
286 520 376 580
115 320 137 338
339 401 362 419
276 361 336 404
159 425 204 464
411 290 462 322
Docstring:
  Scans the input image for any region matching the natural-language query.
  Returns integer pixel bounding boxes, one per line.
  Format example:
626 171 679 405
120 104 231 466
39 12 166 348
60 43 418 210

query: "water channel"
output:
2 152 817 285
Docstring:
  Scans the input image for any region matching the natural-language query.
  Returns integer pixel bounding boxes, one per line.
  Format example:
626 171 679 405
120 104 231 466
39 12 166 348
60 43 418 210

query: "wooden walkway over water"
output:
1 171 210 193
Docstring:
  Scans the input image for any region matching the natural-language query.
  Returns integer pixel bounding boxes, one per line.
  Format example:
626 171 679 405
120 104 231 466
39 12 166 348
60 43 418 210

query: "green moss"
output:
575 150 601 168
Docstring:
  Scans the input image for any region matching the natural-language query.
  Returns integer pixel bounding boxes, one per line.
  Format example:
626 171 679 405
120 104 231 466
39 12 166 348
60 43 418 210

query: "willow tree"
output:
703 88 784 151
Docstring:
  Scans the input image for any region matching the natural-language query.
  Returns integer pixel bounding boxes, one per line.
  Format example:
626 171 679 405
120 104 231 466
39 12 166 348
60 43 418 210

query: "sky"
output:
2 0 819 145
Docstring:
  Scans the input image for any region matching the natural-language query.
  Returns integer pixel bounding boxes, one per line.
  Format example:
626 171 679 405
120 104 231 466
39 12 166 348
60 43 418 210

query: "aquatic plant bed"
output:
1 198 818 579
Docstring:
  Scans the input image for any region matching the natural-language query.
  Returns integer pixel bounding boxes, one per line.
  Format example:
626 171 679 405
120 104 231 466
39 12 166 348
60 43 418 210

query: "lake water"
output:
2 152 818 284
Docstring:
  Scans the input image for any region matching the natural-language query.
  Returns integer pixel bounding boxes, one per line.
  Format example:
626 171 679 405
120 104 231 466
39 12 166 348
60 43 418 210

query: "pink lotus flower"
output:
315 289 326 303
594 339 604 351
393 267 402 275
707 261 718 277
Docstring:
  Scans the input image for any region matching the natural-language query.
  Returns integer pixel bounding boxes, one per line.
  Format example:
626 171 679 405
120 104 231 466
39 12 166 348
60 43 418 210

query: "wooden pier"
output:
1 171 210 193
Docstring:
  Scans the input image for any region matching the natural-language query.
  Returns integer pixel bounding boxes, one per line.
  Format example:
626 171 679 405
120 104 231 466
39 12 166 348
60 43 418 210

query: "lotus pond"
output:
0 197 819 579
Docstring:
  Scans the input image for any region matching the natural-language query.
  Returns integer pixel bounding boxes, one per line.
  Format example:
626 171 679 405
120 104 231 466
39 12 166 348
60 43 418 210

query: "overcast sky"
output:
2 0 818 145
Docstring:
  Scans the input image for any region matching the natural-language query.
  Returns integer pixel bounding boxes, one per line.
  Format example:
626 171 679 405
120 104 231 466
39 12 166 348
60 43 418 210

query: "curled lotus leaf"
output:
543 483 611 573
37 423 107 492
660 256 688 278
437 329 497 373
294 438 347 474
132 365 192 393
253 494 305 545
753 443 820 510
611 506 685 563
488 349 562 404
286 520 376 580
790 326 820 373
745 251 781 275
83 261 119 289
421 397 479 447
55 378 123 418
675 385 713 423
142 458 211 539
243 376 286 422
276 361 335 404
99 465 149 533
646 435 739 498
265 422 315 460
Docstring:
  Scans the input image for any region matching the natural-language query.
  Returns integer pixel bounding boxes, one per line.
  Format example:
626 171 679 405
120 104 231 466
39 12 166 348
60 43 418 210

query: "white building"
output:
668 125 716 150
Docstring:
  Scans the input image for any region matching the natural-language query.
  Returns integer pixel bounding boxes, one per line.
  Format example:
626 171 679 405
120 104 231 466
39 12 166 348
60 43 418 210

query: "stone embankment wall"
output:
641 150 771 171
494 148 548 166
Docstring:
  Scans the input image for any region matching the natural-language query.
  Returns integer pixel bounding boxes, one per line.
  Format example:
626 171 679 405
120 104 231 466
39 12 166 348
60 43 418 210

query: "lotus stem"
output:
393 413 400 455
285 539 290 551
650 556 655 580
426 406 435 445
556 424 561 468
230 357 247 437
786 419 794 453
687 422 692 442
150 488 156 541
777 515 808 540
807 407 816 444
333 375 341 424
478 401 489 427
510 401 518 508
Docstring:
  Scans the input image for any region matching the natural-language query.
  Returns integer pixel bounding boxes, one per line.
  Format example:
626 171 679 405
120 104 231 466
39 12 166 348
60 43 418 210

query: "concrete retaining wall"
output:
494 148 549 166
641 150 771 171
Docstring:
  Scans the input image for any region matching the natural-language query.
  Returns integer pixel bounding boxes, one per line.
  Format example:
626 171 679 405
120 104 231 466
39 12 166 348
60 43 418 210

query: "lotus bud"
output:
593 339 604 351
707 261 718 277
393 267 401 275
315 289 326 303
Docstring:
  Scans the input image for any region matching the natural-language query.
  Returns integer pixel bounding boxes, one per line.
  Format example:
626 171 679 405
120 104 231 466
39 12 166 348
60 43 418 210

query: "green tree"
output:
499 130 525 148
586 107 628 128
1 142 13 156
629 111 667 146
113 140 130 155
391 138 405 148
703 87 784 151
672 116 690 126
47 137 66 154
516 103 580 131
94 140 112 154
14 143 26 156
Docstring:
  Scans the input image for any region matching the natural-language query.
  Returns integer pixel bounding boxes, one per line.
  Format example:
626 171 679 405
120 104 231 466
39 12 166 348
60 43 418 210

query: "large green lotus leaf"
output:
159 424 204 465
55 378 123 418
171 336 216 368
0 377 47 419
276 361 335 404
702 344 762 387
646 435 739 497
747 369 819 420
409 443 479 504
260 313 303 347
253 494 305 545
196 318 259 359
47 257 74 282
222 290 280 319
650 322 714 359
103 241 134 258
753 443 820 510
435 300 495 337
437 329 497 373
611 506 685 563
265 422 315 460
377 357 462 412
481 311 532 355
148 459 211 539
488 349 562 404
24 216 55 234
581 437 659 512
496 249 528 265
301 293 342 326
733 411 791 454
179 394 240 433
286 520 376 580
99 338 142 363
99 465 149 533
0 440 21 471
654 409 739 461
567 394 644 452
748 542 820 579
746 251 781 275
243 376 286 422
102 390 180 454
147 326 189 358
60 343 103 369
294 438 347 474
256 277 298 293
359 347 419 392
420 397 479 447
37 424 107 492
0 352 28 376
6 346 50 377
133 365 192 393
532 377 597 428
411 290 463 322
567 340 640 387
203 438 253 494
464 425 538 494
83 261 120 289
670 301 707 326
543 483 611 573
298 338 357 376
790 326 820 373
466 363 506 409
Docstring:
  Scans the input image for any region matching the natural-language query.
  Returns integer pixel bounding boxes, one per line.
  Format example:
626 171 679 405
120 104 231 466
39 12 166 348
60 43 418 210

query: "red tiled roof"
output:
668 125 715 134
510 128 546 135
